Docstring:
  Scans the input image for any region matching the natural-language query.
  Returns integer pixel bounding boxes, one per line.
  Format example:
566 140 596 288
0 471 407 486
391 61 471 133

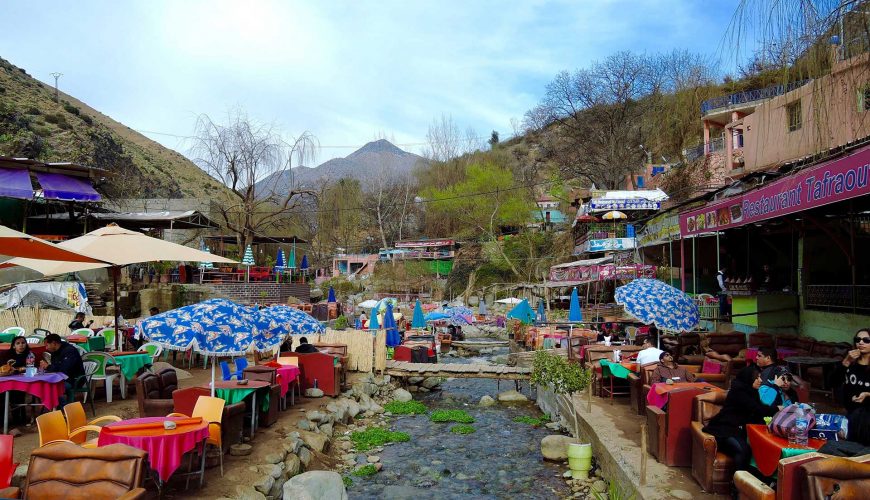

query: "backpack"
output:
769 403 816 438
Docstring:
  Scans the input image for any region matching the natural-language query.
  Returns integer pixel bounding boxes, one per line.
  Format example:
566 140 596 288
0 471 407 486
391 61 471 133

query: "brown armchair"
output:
775 335 815 355
748 332 774 349
134 372 174 418
690 390 733 494
696 352 733 389
171 387 245 451
0 442 146 499
243 365 281 427
801 455 870 500
661 333 701 362
734 453 870 500
629 362 660 416
646 385 712 467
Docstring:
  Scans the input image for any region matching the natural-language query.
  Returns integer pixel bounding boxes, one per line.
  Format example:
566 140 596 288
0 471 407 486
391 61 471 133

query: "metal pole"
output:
716 232 721 274
680 238 686 292
112 266 120 350
692 237 696 295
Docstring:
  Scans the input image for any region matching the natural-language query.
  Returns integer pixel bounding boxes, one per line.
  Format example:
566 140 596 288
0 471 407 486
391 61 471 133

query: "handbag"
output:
768 403 816 438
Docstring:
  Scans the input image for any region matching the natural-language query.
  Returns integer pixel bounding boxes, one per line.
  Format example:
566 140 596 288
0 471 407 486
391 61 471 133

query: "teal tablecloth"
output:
215 386 270 411
111 353 151 380
599 359 632 379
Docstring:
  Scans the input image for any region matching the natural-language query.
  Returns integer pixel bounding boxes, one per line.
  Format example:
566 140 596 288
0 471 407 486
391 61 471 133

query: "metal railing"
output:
701 80 809 115
804 284 870 312
684 137 725 162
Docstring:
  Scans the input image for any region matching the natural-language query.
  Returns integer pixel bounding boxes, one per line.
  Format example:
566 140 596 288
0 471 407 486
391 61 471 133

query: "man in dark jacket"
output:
295 337 320 354
39 333 85 381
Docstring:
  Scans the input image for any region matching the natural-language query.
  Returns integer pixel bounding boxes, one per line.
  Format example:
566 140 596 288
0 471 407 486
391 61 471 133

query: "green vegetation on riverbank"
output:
429 409 475 423
450 424 476 434
513 414 550 426
384 400 428 415
350 427 411 451
352 464 379 477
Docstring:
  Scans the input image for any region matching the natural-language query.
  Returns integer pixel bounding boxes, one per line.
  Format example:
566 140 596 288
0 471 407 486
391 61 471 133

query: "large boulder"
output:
393 388 413 402
305 388 324 398
297 429 329 453
540 434 579 461
497 390 529 403
478 395 496 407
421 377 441 389
283 471 348 500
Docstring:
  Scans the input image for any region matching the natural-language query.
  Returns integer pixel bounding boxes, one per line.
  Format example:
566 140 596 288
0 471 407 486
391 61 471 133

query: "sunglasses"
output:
855 337 870 344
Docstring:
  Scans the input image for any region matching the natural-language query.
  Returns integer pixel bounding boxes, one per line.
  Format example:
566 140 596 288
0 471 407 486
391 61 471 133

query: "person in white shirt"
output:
635 338 664 366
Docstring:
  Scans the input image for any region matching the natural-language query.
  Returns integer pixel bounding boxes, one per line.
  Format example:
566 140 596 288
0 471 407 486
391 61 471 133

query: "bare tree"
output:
423 114 465 162
192 109 318 257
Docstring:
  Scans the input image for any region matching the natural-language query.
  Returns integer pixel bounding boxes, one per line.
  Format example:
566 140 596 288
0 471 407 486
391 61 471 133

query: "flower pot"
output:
568 456 592 469
567 443 592 459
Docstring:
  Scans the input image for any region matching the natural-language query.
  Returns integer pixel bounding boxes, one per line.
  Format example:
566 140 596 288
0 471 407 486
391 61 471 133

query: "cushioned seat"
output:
690 390 734 494
646 385 711 466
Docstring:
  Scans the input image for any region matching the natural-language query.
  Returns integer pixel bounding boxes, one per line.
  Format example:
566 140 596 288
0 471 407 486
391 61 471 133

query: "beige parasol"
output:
0 225 106 263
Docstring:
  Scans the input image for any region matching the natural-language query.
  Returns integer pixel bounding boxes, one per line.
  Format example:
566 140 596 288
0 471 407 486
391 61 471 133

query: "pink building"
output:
331 254 378 278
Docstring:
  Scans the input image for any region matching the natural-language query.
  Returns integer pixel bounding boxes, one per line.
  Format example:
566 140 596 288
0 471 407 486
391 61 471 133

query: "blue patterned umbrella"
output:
615 279 699 332
507 299 535 325
369 307 380 329
568 287 583 322
441 306 473 325
327 286 336 303
253 305 324 348
383 302 401 347
412 299 426 328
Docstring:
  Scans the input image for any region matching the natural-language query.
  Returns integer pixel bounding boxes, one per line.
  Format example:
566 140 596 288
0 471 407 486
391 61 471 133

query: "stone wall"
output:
204 282 310 304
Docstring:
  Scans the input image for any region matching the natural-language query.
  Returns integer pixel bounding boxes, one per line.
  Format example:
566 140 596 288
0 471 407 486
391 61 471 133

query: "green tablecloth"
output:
0 333 18 343
215 386 270 411
111 353 151 380
749 445 817 477
600 359 632 379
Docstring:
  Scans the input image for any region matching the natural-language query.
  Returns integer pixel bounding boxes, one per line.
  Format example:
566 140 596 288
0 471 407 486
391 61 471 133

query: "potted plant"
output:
153 261 173 283
333 315 350 331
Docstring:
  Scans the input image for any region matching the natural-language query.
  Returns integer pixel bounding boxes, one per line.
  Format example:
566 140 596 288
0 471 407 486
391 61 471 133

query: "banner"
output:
548 264 656 283
0 281 91 313
680 145 870 237
585 237 636 253
637 213 680 247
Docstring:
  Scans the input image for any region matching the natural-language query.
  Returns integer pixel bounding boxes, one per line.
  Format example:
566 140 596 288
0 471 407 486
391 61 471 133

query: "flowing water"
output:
347 342 571 499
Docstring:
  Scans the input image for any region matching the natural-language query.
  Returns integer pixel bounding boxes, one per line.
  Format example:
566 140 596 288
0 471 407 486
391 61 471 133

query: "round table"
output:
0 372 67 434
784 356 841 398
746 423 825 476
203 380 270 433
98 416 209 486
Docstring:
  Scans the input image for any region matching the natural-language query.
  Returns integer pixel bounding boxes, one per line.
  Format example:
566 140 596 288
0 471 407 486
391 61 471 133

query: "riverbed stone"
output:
592 480 607 493
421 377 441 389
383 485 429 499
284 454 302 476
408 376 424 384
306 410 327 423
408 385 419 393
393 388 413 402
343 398 361 418
264 451 286 464
417 386 430 393
254 474 275 496
305 388 324 398
670 490 693 500
319 421 334 438
282 471 348 500
367 455 380 463
497 390 529 402
235 484 266 500
297 429 329 453
478 395 496 407
298 447 313 467
540 435 579 461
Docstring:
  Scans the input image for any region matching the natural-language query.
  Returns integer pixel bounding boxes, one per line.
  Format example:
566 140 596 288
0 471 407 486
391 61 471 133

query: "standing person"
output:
717 267 730 319
702 366 779 484
832 329 870 434
68 312 93 331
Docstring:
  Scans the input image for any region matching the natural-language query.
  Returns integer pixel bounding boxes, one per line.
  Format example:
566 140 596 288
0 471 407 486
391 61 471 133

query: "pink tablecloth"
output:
0 373 67 409
745 347 799 363
275 366 301 398
98 416 209 482
646 382 722 409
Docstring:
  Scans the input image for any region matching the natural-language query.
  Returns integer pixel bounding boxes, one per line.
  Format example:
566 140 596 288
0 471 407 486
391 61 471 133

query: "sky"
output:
0 0 744 165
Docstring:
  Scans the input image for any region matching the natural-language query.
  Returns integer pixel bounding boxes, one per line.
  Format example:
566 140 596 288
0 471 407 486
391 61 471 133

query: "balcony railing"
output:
701 80 809 115
804 284 870 312
684 137 725 162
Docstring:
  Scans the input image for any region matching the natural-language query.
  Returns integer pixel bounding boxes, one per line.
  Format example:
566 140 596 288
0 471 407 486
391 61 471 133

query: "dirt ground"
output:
7 361 357 499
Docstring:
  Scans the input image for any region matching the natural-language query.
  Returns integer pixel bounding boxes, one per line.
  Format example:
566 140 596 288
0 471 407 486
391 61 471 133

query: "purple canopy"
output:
0 167 34 199
35 172 101 202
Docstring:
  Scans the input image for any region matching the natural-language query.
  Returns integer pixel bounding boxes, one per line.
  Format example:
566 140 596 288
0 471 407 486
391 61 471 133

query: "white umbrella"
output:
495 297 522 304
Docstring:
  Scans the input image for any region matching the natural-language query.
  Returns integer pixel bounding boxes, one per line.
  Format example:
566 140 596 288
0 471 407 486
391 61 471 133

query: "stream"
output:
346 341 571 499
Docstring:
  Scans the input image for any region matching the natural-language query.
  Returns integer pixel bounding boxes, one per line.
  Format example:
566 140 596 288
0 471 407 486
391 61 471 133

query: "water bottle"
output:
26 352 35 367
794 406 809 446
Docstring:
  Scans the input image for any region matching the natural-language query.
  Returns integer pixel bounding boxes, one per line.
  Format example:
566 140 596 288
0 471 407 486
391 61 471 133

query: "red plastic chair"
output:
0 434 19 488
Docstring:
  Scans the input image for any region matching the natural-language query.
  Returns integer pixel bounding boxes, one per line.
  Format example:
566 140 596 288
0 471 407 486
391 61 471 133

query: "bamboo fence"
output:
0 306 127 336
316 328 386 373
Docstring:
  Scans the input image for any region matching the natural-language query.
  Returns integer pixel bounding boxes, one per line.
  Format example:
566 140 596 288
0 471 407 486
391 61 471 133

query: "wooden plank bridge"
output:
385 360 531 380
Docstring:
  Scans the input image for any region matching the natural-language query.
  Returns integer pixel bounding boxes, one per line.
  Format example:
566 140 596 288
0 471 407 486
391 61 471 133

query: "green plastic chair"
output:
67 360 98 416
1 327 25 336
98 328 116 351
86 336 106 352
81 352 119 403
70 328 93 337
137 342 163 362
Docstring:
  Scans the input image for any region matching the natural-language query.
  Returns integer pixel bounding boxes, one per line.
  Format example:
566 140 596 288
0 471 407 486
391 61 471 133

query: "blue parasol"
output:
328 286 336 303
615 279 699 332
424 311 450 322
507 299 535 325
274 249 285 272
369 307 380 329
568 287 583 322
412 299 426 328
383 302 401 347
288 245 296 269
537 299 547 324
252 305 323 346
300 255 309 271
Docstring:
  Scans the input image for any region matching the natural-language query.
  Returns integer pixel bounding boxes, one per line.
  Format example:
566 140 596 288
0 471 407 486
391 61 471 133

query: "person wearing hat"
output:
759 365 794 407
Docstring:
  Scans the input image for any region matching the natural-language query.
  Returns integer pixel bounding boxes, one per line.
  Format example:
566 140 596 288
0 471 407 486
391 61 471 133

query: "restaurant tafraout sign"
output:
679 145 870 237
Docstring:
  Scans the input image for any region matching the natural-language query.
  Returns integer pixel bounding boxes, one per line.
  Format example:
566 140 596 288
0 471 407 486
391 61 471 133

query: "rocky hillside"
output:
0 57 226 199
256 139 427 193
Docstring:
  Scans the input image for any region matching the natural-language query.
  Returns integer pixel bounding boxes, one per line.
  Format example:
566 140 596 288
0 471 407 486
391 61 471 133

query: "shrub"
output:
513 414 550 426
333 314 350 330
429 409 475 423
63 104 80 115
350 427 410 451
352 464 378 477
342 476 353 487
44 113 68 128
450 424 476 434
26 106 40 115
530 351 591 394
383 400 427 415
80 114 93 126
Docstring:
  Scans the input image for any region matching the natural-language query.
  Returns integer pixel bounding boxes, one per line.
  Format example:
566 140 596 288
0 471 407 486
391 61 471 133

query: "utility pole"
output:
49 72 62 102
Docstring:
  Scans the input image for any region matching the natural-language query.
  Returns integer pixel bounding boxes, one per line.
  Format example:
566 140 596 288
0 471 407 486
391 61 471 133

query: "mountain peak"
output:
348 139 408 158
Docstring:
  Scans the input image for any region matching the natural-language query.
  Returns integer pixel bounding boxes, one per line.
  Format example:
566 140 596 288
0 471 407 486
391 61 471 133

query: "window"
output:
859 86 870 111
636 176 645 188
787 101 802 132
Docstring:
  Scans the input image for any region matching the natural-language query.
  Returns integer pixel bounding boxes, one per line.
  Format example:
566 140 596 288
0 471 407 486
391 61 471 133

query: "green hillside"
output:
0 56 227 199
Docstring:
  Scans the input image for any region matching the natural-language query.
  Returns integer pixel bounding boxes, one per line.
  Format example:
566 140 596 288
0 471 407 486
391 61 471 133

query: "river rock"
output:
592 480 607 493
297 430 329 453
253 474 274 495
497 390 529 402
343 398 361 418
393 388 413 402
305 388 324 398
264 451 286 464
408 385 419 393
235 484 266 500
367 455 380 463
381 485 428 499
670 490 693 500
540 435 579 461
298 419 314 431
478 395 496 407
306 410 327 423
284 454 302 476
421 377 441 389
417 386 430 393
298 446 313 467
230 443 253 456
319 422 334 438
282 471 348 500
408 376 425 384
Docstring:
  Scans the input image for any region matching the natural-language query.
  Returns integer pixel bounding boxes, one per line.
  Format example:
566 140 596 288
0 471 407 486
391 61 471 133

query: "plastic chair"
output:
97 328 116 351
625 326 638 344
234 357 248 375
32 328 50 338
63 402 121 447
1 327 24 336
86 335 106 352
67 361 98 416
70 328 93 337
0 435 18 489
36 410 99 448
138 342 163 362
81 352 120 402
71 343 88 357
169 395 225 483
219 361 236 381
25 337 42 345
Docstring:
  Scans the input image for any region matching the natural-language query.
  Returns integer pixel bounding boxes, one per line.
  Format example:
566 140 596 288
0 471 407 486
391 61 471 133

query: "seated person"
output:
294 337 320 354
759 365 794 407
754 346 778 380
651 351 694 383
635 338 664 366
68 312 94 331
40 334 85 398
2 336 32 373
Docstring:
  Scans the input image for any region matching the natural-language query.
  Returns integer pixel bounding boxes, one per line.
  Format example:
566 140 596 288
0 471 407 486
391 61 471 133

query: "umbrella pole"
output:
211 355 216 397
113 266 120 351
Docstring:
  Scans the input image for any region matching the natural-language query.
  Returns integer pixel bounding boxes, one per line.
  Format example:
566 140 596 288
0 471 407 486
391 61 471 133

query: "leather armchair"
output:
279 352 341 397
775 335 814 355
0 442 147 499
243 366 281 427
646 385 711 467
135 373 173 418
629 362 659 416
733 452 870 500
696 353 733 389
157 368 178 395
171 387 245 452
748 332 774 349
690 390 733 494
801 455 870 500
661 333 700 361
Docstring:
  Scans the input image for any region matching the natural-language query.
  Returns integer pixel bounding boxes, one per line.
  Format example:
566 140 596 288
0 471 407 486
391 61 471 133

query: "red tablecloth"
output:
746 348 799 363
98 416 209 482
746 423 825 476
646 382 722 409
65 335 89 343
0 373 68 409
0 343 47 359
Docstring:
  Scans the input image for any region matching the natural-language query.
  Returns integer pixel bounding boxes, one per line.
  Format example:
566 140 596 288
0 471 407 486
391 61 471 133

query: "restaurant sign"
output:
680 146 870 237
637 213 680 247
394 239 454 248
548 264 656 284
585 237 636 253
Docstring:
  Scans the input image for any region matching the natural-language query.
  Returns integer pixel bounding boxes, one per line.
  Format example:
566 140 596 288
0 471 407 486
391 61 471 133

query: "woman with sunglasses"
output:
835 329 870 413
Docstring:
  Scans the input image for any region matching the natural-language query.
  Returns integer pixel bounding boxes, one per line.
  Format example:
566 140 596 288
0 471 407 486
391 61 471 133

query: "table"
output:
784 356 841 397
598 359 639 379
274 365 301 398
646 382 722 409
746 347 799 363
746 423 825 476
98 416 209 487
109 352 152 399
203 380 270 434
0 372 68 433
